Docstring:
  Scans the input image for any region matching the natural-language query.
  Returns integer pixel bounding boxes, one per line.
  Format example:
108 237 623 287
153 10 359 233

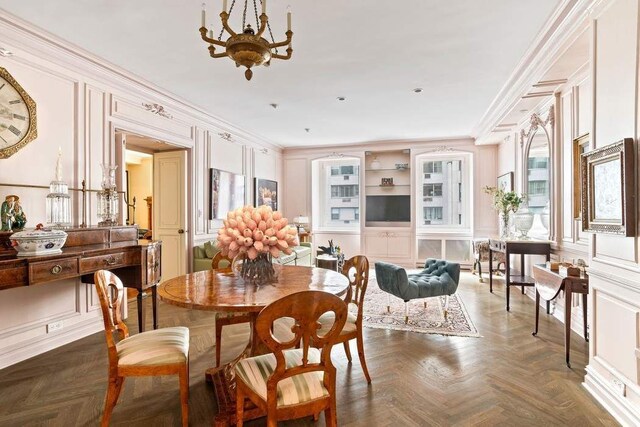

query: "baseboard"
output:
0 318 103 370
584 365 640 427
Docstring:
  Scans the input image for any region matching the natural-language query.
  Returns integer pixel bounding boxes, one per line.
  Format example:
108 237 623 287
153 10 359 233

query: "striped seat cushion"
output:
117 326 189 367
317 303 358 336
235 348 328 407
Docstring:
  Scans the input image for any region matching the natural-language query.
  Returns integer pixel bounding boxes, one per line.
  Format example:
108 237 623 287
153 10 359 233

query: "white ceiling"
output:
0 0 561 147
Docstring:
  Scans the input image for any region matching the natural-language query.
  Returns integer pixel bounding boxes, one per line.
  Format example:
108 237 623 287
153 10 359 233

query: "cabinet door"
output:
387 233 412 258
364 233 389 257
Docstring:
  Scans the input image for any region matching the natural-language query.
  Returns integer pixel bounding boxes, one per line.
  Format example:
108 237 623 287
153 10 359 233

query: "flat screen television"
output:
366 195 411 224
209 168 245 220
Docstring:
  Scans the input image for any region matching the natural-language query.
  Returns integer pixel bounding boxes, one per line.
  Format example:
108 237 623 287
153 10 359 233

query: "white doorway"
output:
117 131 189 282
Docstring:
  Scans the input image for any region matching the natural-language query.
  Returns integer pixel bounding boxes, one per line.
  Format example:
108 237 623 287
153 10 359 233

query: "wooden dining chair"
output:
212 252 254 367
94 270 190 427
235 290 348 427
317 255 372 383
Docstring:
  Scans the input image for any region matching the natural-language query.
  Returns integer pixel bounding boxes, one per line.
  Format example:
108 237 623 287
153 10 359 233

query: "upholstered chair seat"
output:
375 258 460 323
317 305 358 335
116 326 189 367
236 348 329 407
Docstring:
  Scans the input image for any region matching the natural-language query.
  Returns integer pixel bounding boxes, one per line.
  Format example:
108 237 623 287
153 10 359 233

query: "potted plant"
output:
483 186 526 239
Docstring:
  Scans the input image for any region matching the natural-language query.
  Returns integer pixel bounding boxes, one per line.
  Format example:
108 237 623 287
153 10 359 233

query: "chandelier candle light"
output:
199 0 293 80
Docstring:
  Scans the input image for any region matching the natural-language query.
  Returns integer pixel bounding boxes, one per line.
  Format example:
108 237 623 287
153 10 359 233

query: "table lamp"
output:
293 215 309 233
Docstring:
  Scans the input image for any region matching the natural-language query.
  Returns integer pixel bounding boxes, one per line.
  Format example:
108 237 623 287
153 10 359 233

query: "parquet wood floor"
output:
0 273 617 427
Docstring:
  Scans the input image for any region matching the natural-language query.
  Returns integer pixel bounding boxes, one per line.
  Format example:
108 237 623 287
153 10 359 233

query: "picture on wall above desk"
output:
497 172 514 192
210 168 245 220
581 138 635 236
254 178 278 210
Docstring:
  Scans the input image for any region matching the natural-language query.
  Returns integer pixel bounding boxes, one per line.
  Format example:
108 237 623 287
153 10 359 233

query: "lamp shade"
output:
293 216 309 224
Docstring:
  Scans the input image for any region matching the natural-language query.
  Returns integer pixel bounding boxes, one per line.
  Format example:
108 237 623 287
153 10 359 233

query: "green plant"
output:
483 186 526 215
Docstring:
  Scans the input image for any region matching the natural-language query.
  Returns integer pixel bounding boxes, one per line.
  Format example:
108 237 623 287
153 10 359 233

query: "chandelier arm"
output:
255 14 269 38
220 12 238 37
268 31 293 48
271 46 293 60
208 47 229 58
199 27 227 47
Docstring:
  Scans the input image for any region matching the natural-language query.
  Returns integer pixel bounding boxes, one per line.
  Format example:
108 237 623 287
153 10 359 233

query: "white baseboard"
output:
0 318 103 370
584 365 640 427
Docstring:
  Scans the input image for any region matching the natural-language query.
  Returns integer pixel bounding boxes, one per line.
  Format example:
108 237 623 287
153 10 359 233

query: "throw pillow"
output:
204 241 217 259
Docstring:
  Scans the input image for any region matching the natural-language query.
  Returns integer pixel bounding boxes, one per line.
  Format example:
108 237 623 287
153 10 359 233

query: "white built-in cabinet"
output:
363 230 412 260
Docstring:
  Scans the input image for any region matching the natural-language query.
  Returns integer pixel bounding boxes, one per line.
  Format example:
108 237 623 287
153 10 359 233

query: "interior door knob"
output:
178 229 185 234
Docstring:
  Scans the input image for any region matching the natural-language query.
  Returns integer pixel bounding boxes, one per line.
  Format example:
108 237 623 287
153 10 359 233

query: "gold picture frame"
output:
572 133 590 219
0 67 38 159
581 138 635 236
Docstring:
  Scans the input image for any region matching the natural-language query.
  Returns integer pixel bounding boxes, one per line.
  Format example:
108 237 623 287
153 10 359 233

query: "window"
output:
528 180 548 196
417 154 471 229
423 161 443 174
423 183 443 197
313 158 361 230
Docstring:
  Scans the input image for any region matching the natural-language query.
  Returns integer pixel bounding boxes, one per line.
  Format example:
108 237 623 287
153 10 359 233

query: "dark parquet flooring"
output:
0 273 617 427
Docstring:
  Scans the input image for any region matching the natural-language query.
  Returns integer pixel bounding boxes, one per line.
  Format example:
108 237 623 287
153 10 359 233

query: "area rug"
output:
362 272 481 338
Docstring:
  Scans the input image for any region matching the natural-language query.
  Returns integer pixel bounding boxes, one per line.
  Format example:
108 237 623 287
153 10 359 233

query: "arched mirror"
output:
521 106 554 240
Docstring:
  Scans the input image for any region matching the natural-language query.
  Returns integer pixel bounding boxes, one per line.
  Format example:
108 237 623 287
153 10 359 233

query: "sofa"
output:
193 240 313 272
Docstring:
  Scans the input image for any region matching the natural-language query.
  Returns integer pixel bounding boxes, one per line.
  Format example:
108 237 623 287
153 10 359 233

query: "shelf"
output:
507 270 535 286
364 168 410 172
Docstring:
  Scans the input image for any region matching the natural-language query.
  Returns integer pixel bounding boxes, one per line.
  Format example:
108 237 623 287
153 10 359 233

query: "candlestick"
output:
223 0 227 12
208 28 214 45
287 5 291 30
201 3 206 27
262 0 266 14
55 147 63 181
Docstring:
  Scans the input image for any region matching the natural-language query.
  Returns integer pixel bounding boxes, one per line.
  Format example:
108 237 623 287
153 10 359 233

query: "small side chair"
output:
94 270 190 427
235 290 347 427
316 255 372 383
212 252 254 368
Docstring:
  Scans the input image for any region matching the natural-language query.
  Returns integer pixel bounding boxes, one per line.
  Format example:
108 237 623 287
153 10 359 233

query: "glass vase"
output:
97 164 119 227
513 207 534 239
499 212 512 240
235 252 277 284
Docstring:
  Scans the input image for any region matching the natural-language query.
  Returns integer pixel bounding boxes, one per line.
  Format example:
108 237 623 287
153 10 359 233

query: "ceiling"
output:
0 0 561 147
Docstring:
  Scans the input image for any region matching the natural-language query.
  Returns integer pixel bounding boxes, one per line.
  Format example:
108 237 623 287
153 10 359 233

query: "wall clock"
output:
0 67 37 159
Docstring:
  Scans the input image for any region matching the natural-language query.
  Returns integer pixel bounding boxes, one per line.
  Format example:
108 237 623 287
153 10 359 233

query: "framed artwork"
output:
210 168 245 220
254 178 278 210
572 133 590 219
497 172 514 192
581 138 635 236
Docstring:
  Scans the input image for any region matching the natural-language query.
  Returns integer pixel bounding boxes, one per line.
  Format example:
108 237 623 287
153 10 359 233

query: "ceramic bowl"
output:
10 227 68 257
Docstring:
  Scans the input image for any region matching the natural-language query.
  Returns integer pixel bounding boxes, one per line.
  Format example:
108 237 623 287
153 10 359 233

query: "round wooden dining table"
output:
157 264 350 426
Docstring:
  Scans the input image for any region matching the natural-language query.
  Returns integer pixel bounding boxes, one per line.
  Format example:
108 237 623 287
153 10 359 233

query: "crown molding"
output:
0 8 283 152
472 0 596 142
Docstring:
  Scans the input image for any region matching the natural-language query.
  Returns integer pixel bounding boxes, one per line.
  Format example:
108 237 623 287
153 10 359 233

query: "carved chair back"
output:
211 251 233 271
254 290 347 408
94 270 130 370
341 255 369 324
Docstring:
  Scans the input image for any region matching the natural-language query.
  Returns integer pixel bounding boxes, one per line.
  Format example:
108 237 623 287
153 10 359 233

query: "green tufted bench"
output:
374 258 460 323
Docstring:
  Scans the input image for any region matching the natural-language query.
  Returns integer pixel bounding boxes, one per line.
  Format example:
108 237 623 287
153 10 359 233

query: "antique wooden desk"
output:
489 239 551 311
0 226 162 333
532 264 589 368
158 265 349 427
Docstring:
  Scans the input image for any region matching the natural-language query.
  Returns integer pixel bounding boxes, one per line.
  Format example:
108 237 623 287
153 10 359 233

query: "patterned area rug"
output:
363 273 481 338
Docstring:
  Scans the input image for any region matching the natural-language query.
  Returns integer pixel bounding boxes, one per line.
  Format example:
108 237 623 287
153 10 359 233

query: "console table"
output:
0 226 161 333
531 264 589 367
489 239 551 311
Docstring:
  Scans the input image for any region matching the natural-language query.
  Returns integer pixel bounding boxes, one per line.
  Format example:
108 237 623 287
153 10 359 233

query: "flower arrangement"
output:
483 186 526 215
216 205 298 261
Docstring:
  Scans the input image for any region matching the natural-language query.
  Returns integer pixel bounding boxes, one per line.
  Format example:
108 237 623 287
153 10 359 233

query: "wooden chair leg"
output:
101 376 125 427
236 384 245 427
324 399 337 427
178 366 189 427
356 331 372 384
343 341 352 362
215 320 223 368
266 414 278 427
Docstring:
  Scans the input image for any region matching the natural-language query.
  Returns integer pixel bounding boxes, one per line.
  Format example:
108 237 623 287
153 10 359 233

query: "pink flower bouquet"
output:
216 205 299 260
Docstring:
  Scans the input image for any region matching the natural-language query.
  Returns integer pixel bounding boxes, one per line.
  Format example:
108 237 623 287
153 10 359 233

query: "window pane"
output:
418 157 468 228
316 159 360 229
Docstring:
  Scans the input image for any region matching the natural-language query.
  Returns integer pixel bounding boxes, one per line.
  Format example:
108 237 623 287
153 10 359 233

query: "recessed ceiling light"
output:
337 96 346 101
269 103 278 109
519 109 528 113
0 47 14 57
413 88 423 93
305 128 311 133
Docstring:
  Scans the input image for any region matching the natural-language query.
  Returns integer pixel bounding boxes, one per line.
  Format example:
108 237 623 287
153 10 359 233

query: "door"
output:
153 150 188 281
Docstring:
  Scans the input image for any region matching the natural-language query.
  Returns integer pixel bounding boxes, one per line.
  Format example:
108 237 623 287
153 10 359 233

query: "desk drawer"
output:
79 251 133 273
30 258 78 284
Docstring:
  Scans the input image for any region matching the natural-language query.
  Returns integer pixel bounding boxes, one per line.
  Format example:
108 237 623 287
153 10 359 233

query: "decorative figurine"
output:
11 196 26 230
1 195 17 231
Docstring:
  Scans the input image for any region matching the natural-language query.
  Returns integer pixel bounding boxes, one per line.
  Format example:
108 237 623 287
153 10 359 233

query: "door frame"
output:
111 123 194 273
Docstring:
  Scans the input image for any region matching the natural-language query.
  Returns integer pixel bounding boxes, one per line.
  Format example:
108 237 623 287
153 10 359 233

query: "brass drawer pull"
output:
153 261 160 271
104 256 118 266
50 265 63 275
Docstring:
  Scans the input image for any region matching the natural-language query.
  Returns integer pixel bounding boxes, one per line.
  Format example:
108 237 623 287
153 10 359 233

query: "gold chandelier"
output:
199 0 293 80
